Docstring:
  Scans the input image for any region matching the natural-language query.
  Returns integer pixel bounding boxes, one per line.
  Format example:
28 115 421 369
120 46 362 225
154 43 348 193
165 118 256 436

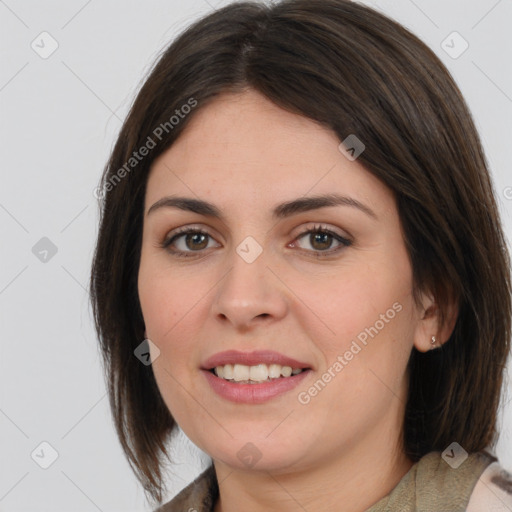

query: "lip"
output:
201 350 312 371
202 367 312 404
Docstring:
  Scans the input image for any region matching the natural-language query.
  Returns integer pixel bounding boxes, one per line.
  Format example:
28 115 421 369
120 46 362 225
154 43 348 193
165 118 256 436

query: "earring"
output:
430 335 436 349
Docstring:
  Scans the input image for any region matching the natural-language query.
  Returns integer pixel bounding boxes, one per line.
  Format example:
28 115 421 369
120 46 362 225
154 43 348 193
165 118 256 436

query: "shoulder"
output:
366 449 505 512
467 458 512 511
154 465 218 512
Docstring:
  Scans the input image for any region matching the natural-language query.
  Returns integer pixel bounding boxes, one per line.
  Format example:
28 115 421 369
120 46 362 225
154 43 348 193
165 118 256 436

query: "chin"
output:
204 435 310 473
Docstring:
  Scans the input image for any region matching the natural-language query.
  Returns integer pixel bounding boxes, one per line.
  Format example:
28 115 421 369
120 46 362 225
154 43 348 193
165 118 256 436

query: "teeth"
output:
213 363 304 383
268 364 281 379
281 366 292 377
250 364 268 381
223 364 234 379
233 364 249 382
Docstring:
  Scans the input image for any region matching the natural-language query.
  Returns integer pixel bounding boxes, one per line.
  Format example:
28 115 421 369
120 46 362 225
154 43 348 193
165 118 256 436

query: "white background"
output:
1 0 511 510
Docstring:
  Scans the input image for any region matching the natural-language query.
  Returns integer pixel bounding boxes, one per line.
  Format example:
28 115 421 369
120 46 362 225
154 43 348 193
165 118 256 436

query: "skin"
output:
137 89 456 512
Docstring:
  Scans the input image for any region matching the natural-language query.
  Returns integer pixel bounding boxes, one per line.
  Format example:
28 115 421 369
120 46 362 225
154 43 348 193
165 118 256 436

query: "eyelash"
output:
160 224 352 259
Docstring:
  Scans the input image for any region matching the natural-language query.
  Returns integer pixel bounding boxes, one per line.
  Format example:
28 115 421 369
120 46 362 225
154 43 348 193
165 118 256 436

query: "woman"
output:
90 1 512 510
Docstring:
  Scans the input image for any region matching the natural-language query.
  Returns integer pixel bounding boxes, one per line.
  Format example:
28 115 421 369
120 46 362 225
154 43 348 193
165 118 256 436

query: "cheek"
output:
137 258 204 370
139 255 201 332
308 259 416 412
305 260 413 356
138 262 206 424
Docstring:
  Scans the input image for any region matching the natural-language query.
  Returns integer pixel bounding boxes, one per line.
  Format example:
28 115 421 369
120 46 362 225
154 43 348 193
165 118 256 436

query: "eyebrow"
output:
147 193 377 220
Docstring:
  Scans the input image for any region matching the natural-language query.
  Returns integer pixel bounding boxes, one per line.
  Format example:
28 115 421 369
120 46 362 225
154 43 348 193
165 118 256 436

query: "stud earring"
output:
430 335 436 349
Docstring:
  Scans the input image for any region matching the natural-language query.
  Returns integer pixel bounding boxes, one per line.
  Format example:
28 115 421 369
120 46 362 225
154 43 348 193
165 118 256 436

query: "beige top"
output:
155 450 512 511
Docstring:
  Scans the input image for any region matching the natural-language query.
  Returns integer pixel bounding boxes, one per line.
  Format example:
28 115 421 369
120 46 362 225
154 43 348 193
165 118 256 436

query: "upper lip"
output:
201 350 312 370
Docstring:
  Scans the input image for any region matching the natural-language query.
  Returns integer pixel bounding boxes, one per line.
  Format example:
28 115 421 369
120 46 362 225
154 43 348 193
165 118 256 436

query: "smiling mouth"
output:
209 363 308 384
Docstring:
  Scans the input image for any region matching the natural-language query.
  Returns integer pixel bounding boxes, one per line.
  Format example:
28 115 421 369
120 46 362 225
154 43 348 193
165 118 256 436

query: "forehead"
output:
145 89 393 217
158 89 337 165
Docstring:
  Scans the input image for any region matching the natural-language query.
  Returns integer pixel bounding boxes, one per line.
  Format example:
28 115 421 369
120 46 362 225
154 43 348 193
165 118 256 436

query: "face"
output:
138 89 426 474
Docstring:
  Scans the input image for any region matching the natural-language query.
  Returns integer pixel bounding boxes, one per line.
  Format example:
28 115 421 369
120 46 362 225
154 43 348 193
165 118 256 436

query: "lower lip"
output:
202 369 312 404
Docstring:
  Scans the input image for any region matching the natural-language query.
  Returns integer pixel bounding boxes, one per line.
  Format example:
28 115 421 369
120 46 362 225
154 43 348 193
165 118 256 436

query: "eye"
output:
290 224 352 256
160 224 352 258
160 227 220 257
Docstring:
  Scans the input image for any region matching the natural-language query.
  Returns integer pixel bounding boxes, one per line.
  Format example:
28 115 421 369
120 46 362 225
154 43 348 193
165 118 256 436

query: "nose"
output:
211 246 289 331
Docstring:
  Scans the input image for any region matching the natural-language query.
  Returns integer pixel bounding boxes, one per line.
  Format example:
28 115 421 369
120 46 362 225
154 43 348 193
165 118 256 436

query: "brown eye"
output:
162 228 219 256
308 231 334 251
292 226 352 256
182 232 209 251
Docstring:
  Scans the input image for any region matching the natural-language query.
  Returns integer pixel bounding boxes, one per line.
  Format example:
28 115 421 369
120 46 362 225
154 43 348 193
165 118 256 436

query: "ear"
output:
412 290 458 352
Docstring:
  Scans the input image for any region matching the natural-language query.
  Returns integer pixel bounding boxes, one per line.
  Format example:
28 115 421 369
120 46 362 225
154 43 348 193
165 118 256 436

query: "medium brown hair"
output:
90 0 511 505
